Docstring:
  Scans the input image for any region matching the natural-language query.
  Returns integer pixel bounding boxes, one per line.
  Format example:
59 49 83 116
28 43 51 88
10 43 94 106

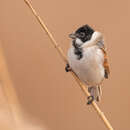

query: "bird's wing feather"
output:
100 47 110 79
96 40 110 79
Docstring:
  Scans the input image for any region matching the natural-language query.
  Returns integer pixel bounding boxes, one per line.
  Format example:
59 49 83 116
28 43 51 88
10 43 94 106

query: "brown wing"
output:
101 48 110 79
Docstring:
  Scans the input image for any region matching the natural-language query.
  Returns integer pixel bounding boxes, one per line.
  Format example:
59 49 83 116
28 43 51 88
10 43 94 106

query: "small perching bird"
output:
65 25 110 104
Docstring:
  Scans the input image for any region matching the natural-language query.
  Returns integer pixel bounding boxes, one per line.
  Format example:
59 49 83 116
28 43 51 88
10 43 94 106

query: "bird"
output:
65 24 110 104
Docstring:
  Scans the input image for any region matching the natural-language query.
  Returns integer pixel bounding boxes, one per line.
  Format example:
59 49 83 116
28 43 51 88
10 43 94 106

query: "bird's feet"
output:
87 96 94 105
65 64 72 72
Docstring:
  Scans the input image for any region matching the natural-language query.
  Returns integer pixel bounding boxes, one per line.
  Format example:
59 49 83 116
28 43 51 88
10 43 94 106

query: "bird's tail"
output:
88 85 102 102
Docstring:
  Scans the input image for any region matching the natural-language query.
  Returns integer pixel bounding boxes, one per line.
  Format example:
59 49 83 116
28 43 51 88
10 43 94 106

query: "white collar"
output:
81 31 103 49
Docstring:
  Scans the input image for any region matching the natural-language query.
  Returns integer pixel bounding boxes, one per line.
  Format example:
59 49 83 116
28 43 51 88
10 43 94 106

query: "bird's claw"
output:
87 96 94 105
65 64 71 72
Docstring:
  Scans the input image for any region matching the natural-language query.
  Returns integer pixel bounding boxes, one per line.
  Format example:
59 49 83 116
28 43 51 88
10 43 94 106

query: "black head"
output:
69 24 94 43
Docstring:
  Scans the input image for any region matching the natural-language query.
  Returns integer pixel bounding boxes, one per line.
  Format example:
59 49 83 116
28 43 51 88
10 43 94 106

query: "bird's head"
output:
69 24 94 47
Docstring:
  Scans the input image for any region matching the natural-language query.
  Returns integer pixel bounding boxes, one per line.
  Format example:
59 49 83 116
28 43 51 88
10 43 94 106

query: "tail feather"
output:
88 85 102 102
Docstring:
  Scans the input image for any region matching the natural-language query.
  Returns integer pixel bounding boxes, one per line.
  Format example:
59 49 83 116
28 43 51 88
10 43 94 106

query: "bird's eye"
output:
80 32 85 37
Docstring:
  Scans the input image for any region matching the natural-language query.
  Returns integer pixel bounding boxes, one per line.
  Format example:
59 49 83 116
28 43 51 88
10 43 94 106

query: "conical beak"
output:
69 33 77 39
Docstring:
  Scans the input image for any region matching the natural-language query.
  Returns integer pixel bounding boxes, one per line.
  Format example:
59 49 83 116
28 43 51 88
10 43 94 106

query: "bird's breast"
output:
68 46 105 85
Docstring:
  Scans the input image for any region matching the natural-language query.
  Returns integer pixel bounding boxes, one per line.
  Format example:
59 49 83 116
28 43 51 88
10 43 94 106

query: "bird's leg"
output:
87 96 94 105
87 87 94 104
65 64 72 72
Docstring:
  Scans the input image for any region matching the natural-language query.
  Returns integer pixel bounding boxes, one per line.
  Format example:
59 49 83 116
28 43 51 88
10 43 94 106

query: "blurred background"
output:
0 0 130 129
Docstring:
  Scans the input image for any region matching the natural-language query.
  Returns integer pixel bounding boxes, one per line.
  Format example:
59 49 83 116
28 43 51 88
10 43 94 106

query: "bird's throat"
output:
72 40 83 60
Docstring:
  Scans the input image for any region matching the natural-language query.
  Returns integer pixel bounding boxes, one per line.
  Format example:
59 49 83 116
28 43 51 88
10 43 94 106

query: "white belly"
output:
68 46 105 86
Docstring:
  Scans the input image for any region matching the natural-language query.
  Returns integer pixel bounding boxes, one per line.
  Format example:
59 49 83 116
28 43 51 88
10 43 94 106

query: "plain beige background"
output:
0 0 130 129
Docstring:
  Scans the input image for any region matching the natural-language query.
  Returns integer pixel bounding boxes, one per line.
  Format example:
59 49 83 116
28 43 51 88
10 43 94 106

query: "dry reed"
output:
0 42 46 129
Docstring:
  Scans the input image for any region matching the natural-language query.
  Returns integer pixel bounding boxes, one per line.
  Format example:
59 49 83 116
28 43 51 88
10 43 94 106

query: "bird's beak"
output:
69 33 77 39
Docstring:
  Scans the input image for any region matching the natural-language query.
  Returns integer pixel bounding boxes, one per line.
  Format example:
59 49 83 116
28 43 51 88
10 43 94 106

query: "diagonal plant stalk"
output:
0 42 23 128
24 0 114 129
